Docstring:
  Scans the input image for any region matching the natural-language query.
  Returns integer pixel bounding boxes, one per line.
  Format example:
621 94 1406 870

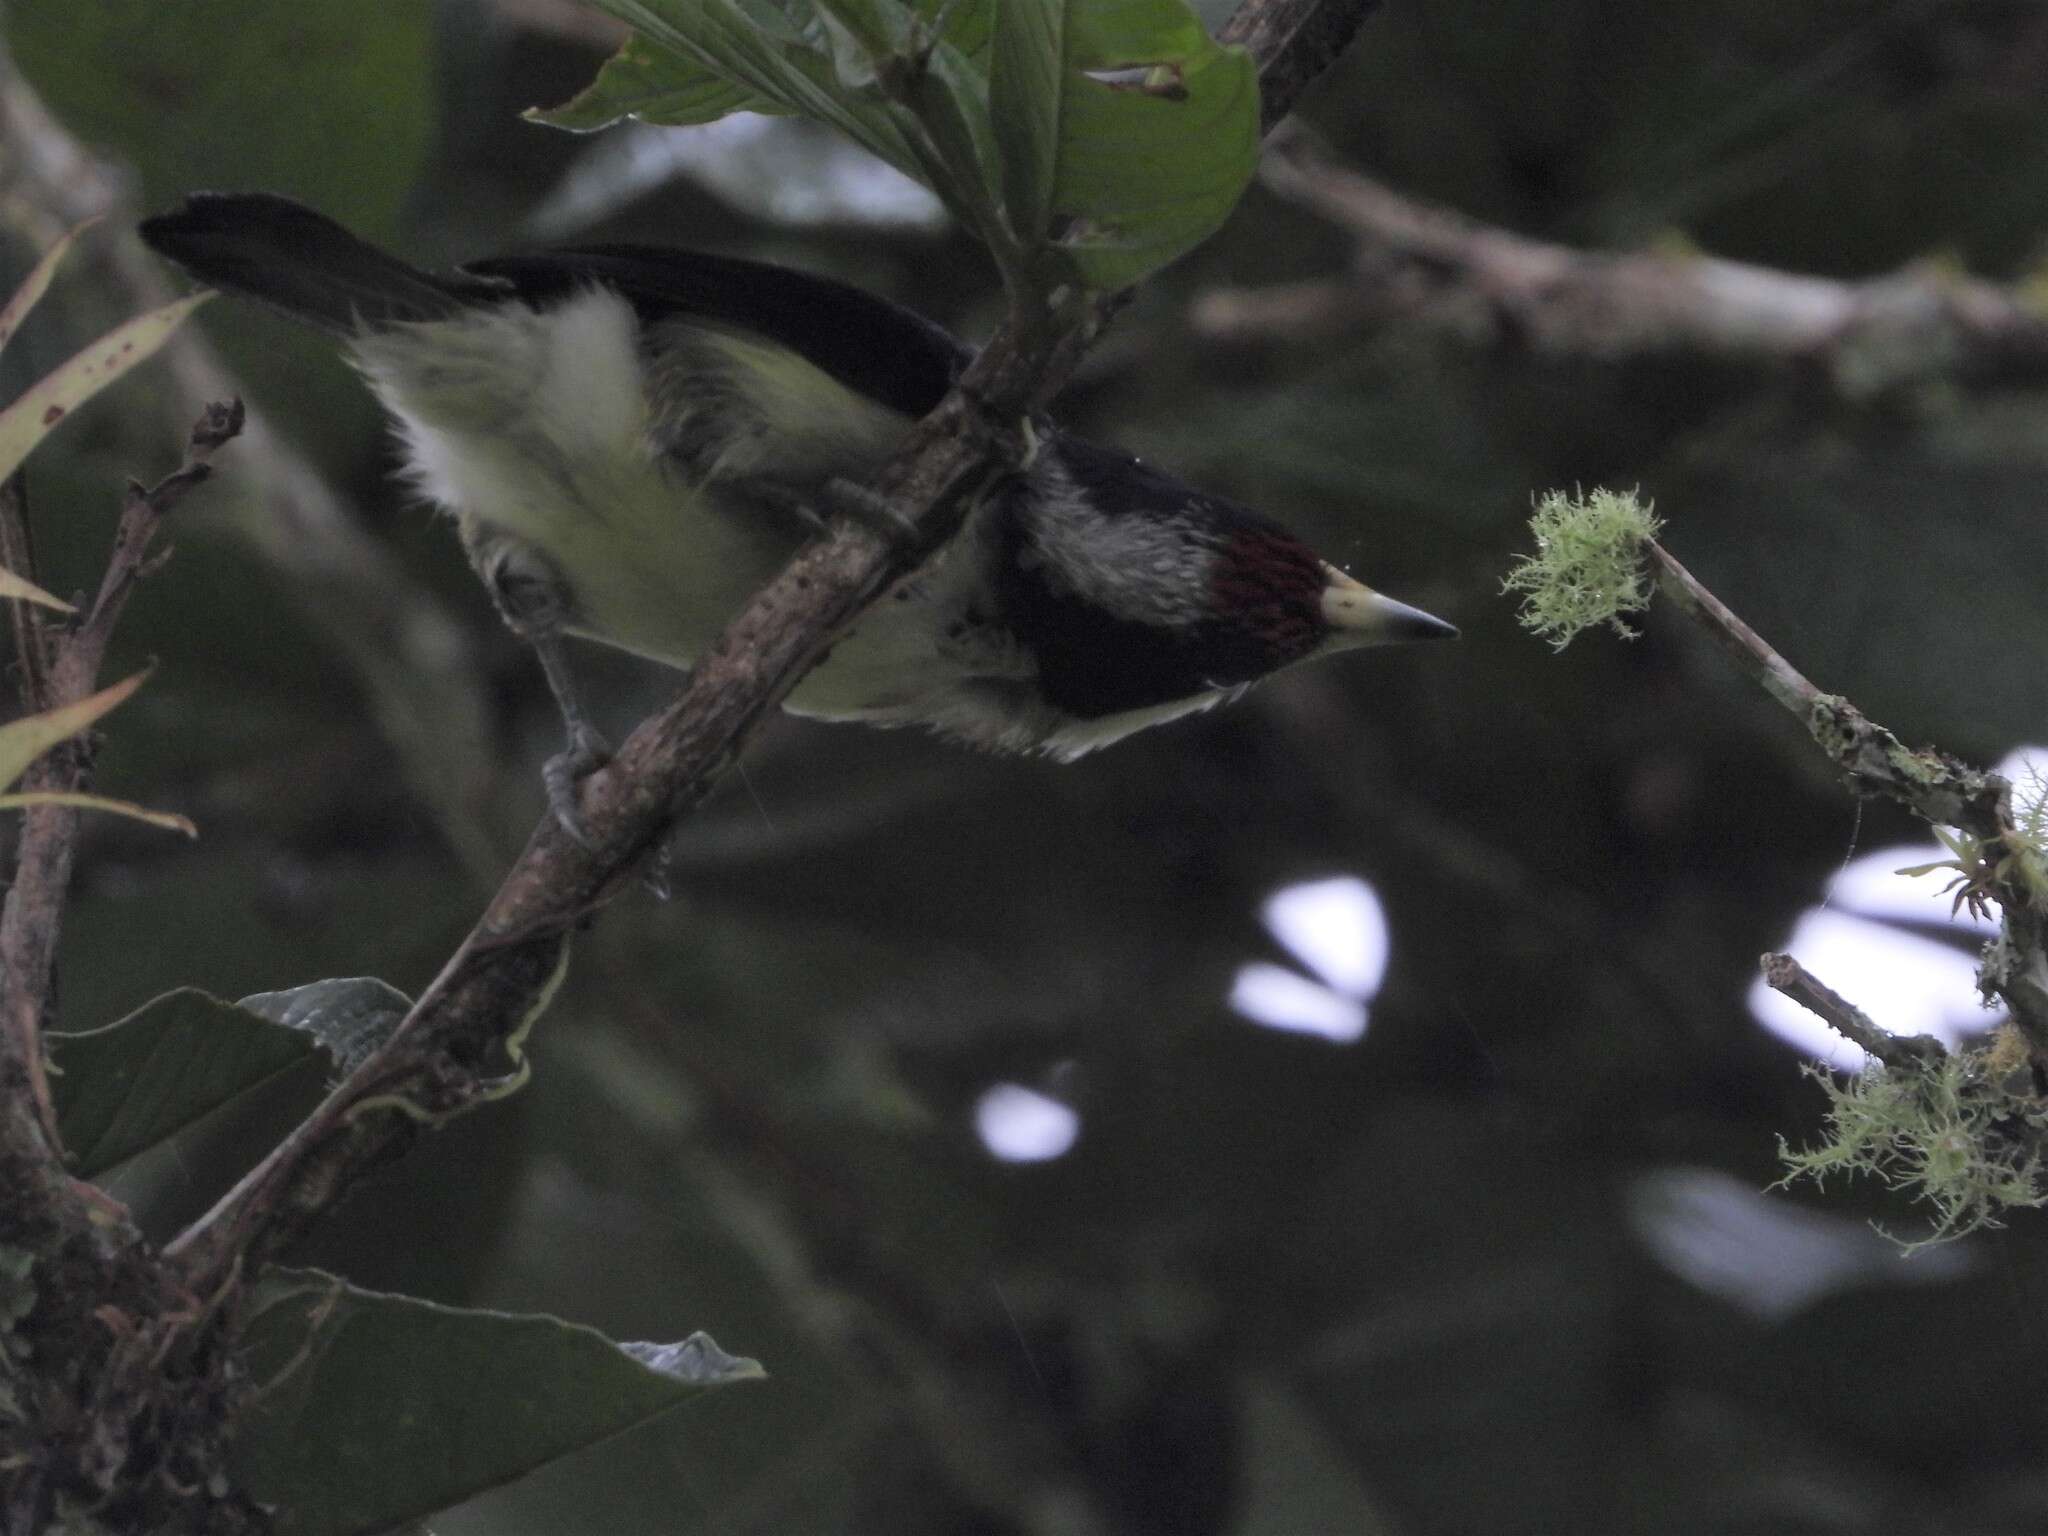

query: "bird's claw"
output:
757 478 920 548
820 476 921 547
639 836 675 903
542 721 611 849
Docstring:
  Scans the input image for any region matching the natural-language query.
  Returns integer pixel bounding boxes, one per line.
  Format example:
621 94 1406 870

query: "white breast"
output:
348 289 791 668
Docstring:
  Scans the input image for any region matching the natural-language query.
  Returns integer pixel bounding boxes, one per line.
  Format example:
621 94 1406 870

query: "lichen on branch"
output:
1779 1033 2048 1250
1500 487 1662 649
1507 480 2048 1246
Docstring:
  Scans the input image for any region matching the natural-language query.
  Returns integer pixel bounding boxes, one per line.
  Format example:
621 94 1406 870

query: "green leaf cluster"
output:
47 982 757 1533
532 0 1260 297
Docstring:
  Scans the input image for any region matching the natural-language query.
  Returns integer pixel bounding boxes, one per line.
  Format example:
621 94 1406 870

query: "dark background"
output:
5 1 2047 1530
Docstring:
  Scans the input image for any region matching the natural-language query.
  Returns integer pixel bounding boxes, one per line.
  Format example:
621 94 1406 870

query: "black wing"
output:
140 192 504 334
464 246 971 422
142 193 973 421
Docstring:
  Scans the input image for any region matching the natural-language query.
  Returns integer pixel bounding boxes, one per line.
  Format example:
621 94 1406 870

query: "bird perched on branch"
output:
140 193 1453 830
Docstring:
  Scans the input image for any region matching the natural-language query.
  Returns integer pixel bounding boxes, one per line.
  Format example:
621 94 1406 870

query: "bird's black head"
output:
994 439 1452 723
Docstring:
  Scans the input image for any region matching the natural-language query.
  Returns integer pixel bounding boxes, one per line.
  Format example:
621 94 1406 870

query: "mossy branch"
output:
1509 486 2048 1244
1778 1037 2048 1250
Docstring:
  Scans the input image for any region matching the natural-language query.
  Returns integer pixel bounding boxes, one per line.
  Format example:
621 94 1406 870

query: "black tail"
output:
139 193 497 334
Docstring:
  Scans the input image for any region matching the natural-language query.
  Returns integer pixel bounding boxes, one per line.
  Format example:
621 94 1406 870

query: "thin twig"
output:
1643 539 1817 717
0 401 244 1154
0 469 52 715
1641 533 2048 1068
0 466 57 1157
1760 951 1944 1068
0 53 504 879
163 0 1389 1293
0 398 265 1536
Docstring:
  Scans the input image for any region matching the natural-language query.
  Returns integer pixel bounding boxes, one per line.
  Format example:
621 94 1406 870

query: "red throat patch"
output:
1207 529 1329 662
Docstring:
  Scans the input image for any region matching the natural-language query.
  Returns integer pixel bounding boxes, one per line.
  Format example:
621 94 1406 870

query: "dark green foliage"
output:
13 0 2048 1531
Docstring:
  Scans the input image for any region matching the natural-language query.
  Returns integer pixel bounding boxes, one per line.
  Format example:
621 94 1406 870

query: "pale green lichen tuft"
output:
1778 1046 2048 1251
1502 487 1663 649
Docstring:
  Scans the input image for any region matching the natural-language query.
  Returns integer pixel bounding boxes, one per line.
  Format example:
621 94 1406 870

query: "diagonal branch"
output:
1642 534 2048 1068
1760 951 1944 1069
164 0 1387 1291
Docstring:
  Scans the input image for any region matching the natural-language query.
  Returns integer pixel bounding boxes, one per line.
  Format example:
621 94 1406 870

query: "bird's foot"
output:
542 720 611 849
819 476 921 547
756 478 921 548
542 730 675 902
639 834 675 904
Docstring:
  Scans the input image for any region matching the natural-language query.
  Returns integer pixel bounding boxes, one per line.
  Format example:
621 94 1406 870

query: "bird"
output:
139 193 1454 828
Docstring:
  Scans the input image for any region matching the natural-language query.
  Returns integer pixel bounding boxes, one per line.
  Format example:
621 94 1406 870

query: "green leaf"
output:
566 0 926 172
235 1268 763 1536
0 564 75 614
0 668 151 791
0 217 99 357
989 0 1064 244
543 0 1010 259
812 0 907 88
1048 0 1260 289
525 32 770 130
0 290 212 486
50 990 318 1178
1067 0 1206 60
536 0 1259 295
0 789 195 838
888 7 1015 261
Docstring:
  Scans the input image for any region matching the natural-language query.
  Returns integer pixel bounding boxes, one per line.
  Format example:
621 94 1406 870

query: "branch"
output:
1760 952 1944 1069
164 0 1383 1292
166 363 1034 1280
1640 540 1817 719
1192 131 2048 398
1641 538 2014 841
0 406 269 1536
0 403 244 1158
0 472 51 717
1219 0 1382 134
1642 535 2048 1066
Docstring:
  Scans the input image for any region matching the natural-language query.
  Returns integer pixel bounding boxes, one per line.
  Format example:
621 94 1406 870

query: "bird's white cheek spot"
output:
1229 875 1387 1043
975 1083 1080 1162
